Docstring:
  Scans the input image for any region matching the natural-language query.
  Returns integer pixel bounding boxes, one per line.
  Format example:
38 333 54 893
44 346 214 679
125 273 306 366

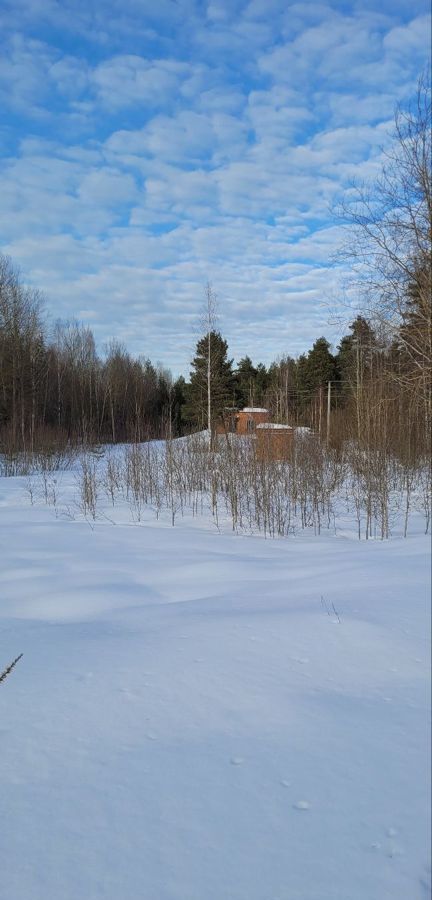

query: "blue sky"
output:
0 0 430 375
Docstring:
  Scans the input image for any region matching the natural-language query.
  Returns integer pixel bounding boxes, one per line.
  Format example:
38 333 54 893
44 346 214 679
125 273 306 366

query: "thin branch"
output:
0 653 23 684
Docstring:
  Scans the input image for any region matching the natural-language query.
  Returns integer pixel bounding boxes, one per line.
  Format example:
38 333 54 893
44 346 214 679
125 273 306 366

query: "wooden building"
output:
256 423 294 461
236 408 270 434
216 407 270 435
215 408 238 435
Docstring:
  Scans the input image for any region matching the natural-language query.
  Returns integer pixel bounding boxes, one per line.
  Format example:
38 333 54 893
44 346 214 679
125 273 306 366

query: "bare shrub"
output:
102 449 123 506
0 425 77 477
66 425 429 540
76 454 99 520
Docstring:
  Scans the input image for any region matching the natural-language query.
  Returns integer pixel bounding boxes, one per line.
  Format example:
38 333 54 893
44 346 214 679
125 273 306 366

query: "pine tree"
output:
335 317 378 402
183 332 235 432
301 338 336 395
235 356 257 408
399 268 432 389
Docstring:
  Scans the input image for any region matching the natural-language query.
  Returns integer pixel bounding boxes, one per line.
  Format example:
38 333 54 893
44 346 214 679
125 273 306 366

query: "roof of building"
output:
256 423 293 431
242 407 269 414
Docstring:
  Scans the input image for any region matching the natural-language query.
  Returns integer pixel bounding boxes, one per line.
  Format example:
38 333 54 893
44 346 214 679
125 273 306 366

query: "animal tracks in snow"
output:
369 827 404 859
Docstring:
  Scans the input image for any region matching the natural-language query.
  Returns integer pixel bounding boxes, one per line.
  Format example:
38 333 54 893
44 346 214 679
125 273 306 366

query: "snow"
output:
256 423 293 430
242 407 269 413
0 456 430 900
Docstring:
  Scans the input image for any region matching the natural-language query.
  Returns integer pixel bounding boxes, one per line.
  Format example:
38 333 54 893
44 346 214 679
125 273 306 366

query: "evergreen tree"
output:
182 331 235 432
296 338 336 401
234 356 257 408
307 337 336 388
398 268 431 387
255 363 269 406
234 358 268 410
170 376 187 436
335 317 378 402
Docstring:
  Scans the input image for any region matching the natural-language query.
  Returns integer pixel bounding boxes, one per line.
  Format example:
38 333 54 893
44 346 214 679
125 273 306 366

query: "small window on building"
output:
247 418 255 432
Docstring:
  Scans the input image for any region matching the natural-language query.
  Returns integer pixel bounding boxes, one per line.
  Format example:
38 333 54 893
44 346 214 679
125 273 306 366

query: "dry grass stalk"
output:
0 653 23 685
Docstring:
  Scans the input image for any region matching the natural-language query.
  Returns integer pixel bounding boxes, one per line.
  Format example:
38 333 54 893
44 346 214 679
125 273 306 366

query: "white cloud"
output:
383 13 432 56
0 1 430 374
0 35 54 113
140 111 216 162
78 169 138 207
91 56 190 110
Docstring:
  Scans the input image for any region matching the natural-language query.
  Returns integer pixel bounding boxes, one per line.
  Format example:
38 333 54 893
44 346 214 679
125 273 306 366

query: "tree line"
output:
0 256 428 465
0 253 391 454
0 255 184 454
0 72 430 465
0 249 358 451
183 319 377 429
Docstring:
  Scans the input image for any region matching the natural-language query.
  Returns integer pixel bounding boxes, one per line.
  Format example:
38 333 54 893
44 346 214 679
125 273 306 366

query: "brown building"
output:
215 408 238 435
256 423 294 461
236 407 270 434
216 407 270 435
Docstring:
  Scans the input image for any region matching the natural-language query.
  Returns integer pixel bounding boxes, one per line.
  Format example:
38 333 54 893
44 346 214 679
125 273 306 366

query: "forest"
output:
0 255 429 473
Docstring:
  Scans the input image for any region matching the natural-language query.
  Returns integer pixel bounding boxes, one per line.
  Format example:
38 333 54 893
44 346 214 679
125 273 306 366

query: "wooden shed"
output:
256 423 294 461
235 407 270 434
215 408 239 435
216 407 270 436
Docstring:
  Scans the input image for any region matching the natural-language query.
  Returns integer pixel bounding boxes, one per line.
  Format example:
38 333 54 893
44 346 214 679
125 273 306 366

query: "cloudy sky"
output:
0 0 430 375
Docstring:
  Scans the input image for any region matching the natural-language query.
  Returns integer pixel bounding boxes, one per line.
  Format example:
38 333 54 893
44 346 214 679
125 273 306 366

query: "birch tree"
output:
339 70 431 405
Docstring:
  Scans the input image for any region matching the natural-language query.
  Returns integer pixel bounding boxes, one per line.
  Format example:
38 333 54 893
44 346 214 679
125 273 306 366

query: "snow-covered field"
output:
0 458 430 900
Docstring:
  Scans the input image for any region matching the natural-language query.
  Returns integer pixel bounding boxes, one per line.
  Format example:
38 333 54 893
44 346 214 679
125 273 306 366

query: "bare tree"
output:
202 282 218 448
183 282 228 446
0 254 46 451
338 69 431 404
